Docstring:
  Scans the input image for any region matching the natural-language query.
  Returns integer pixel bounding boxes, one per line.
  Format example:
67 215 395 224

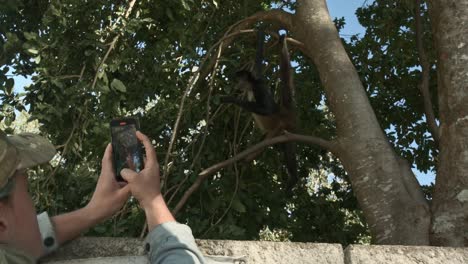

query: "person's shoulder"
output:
0 245 36 264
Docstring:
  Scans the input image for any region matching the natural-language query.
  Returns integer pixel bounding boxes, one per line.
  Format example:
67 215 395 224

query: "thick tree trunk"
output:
291 0 431 244
427 0 468 247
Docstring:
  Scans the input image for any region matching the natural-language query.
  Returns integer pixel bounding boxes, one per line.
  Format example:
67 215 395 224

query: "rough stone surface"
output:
197 239 343 264
43 237 468 264
345 245 468 264
43 237 146 261
46 255 246 264
43 237 344 264
47 256 148 264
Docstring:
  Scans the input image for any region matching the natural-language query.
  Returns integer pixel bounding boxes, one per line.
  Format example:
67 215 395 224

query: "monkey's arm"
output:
221 96 277 116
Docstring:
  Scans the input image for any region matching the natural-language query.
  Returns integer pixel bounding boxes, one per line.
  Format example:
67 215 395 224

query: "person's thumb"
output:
121 168 138 182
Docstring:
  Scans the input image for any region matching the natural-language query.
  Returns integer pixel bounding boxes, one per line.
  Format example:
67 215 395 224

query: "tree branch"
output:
91 0 137 90
171 132 337 215
415 0 440 145
162 13 294 188
227 9 294 35
165 42 224 204
160 72 200 190
197 9 295 86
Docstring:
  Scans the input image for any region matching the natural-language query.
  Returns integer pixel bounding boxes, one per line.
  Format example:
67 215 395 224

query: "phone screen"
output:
110 119 143 181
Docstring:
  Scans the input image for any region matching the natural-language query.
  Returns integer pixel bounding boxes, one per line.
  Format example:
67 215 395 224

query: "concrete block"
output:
46 255 246 264
43 237 344 264
344 245 468 264
47 256 148 264
197 239 344 264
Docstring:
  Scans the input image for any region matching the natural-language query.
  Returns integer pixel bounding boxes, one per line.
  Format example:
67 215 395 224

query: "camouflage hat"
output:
0 130 56 198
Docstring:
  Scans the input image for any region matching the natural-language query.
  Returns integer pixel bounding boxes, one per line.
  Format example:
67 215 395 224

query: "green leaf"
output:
24 32 37 40
97 64 107 79
4 116 13 126
166 8 175 21
34 56 41 64
52 79 64 88
5 79 14 95
181 0 190 10
111 79 126 93
232 198 246 213
27 48 39 55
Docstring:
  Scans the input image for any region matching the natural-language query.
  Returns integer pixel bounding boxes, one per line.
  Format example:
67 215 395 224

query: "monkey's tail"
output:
281 141 298 195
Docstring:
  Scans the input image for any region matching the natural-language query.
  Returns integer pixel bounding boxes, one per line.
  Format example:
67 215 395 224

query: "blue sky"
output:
327 0 370 37
326 0 435 186
9 0 435 185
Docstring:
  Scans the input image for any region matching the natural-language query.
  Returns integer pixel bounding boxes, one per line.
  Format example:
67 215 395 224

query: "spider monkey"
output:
221 31 298 193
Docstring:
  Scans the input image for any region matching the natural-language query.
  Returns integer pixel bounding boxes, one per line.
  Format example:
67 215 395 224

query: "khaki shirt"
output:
0 245 35 264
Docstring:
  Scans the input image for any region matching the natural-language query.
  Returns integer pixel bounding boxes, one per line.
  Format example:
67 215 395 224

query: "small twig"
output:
78 64 86 81
161 73 200 190
162 105 225 201
55 75 81 80
190 43 224 171
48 123 77 181
415 0 439 145
172 132 337 215
201 158 240 238
91 0 137 90
166 46 224 206
161 31 250 190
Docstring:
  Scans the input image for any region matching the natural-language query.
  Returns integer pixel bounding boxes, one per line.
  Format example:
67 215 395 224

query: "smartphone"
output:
110 118 144 181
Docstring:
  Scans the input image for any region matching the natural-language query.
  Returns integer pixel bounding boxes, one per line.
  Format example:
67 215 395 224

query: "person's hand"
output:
85 144 131 223
121 131 161 210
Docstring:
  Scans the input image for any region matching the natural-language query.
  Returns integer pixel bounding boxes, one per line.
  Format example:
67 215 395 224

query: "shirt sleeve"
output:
144 221 206 264
37 212 59 255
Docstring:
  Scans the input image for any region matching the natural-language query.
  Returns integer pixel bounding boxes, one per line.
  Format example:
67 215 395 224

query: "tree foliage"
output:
1 0 451 245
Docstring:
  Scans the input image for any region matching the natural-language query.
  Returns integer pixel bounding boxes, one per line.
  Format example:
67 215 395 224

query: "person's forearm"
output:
51 206 101 246
144 195 175 231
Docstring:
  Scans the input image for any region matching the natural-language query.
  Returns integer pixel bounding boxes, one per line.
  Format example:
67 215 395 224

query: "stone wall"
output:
43 237 468 264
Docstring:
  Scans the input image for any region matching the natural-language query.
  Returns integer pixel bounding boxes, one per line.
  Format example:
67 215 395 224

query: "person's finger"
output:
117 181 128 188
117 184 131 199
101 144 114 172
136 131 157 165
121 168 138 182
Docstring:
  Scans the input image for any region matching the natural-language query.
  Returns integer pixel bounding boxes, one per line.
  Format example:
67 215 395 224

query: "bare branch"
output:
55 75 81 80
78 64 86 81
415 0 440 145
226 10 294 35
165 43 224 204
197 9 295 86
172 132 337 215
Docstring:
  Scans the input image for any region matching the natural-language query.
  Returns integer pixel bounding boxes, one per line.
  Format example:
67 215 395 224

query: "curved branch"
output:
171 132 337 215
415 0 439 145
198 9 295 83
226 9 294 35
199 132 337 177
